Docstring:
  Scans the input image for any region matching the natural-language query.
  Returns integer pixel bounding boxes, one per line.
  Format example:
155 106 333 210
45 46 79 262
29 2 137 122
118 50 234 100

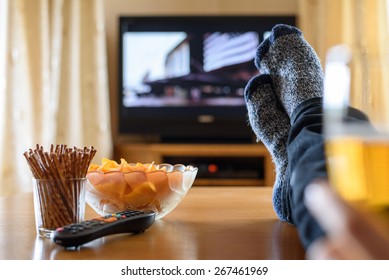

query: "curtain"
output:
298 0 389 122
0 0 112 196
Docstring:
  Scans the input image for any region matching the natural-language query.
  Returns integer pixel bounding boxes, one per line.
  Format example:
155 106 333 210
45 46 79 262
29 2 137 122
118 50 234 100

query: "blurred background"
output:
0 0 388 195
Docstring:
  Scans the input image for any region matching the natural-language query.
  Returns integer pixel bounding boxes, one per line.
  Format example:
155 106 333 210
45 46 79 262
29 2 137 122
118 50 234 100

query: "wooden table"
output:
0 187 305 260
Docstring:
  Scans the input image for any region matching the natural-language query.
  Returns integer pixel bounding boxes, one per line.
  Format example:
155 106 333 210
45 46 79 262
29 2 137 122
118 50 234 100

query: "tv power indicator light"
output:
198 115 215 123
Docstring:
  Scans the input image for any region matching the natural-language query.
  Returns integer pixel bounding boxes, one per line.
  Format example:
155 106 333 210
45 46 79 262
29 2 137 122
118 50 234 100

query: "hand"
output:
304 180 389 259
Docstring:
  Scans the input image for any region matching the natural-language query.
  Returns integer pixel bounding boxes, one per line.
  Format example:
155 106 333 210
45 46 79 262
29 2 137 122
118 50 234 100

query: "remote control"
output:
51 210 156 248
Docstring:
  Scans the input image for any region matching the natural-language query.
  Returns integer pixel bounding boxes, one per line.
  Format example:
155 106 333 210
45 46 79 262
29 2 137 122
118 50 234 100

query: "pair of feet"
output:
244 24 324 222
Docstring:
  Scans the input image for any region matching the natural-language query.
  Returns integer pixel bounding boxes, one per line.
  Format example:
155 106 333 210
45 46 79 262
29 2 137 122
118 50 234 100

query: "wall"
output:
298 0 389 120
103 0 298 141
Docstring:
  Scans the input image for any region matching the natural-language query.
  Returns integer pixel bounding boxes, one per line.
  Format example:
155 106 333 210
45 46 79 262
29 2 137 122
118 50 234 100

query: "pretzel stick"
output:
51 153 78 220
42 152 71 226
45 152 74 223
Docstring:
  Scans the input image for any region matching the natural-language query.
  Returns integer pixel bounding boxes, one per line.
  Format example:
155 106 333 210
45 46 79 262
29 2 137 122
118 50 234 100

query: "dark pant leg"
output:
286 97 370 248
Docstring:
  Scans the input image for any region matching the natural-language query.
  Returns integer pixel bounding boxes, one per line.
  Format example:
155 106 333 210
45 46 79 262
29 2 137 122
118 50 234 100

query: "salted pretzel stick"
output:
44 152 74 223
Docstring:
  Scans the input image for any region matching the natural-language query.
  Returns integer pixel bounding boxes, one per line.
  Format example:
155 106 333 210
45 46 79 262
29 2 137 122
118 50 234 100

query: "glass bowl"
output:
85 163 198 219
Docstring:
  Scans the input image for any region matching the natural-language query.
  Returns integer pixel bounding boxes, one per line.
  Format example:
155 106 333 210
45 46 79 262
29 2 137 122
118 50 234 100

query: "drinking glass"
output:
323 44 389 210
32 178 87 238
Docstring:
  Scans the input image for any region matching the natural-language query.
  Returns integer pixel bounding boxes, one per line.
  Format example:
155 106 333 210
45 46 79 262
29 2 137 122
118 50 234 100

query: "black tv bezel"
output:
118 15 296 143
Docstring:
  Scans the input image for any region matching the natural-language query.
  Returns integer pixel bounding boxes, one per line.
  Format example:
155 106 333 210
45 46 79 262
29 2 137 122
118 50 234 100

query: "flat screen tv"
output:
118 15 296 143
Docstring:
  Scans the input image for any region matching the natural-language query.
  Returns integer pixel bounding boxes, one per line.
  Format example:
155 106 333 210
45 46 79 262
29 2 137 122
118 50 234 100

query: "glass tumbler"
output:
324 44 389 210
32 178 87 238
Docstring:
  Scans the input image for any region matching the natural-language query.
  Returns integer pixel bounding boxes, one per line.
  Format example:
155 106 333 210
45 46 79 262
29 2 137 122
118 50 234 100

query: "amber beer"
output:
326 136 389 208
323 44 389 210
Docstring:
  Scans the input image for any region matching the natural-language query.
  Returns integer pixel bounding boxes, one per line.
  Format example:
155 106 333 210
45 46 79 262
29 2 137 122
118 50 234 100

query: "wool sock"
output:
255 24 324 117
245 74 292 222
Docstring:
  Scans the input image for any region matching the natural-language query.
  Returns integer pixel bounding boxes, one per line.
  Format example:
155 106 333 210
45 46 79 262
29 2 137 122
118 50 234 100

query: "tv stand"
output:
114 142 274 187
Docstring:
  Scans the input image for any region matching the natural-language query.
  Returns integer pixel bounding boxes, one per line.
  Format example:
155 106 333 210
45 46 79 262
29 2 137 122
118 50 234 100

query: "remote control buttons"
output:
102 210 145 221
56 220 104 234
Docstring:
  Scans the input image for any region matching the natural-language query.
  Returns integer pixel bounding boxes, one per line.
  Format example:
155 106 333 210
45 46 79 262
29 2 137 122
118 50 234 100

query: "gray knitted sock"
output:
255 24 324 117
245 74 292 222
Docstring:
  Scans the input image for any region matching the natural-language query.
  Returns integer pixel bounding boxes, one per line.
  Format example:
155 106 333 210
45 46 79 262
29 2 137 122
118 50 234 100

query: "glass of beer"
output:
323 45 389 210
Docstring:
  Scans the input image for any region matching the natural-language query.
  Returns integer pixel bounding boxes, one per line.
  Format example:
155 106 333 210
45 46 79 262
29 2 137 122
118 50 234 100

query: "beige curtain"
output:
0 0 112 196
298 0 389 122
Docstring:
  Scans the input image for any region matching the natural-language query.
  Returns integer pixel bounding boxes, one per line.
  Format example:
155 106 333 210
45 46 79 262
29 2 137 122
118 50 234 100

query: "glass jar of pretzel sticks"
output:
24 144 97 238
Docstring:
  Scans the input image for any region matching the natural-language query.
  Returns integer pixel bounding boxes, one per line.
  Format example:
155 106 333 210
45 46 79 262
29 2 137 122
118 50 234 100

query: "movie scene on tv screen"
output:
122 30 268 108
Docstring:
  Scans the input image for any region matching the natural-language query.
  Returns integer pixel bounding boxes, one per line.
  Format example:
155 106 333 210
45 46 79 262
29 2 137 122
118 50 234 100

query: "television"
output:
118 15 296 143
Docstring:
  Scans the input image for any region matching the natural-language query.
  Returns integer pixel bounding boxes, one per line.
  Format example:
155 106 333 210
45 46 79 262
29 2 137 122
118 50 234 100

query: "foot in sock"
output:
244 74 292 222
255 24 324 117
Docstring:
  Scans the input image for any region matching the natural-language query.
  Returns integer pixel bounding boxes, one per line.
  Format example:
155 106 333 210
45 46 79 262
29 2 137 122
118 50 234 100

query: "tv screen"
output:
119 16 296 143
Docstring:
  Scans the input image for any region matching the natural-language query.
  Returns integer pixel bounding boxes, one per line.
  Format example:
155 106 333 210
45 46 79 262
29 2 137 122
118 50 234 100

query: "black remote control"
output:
51 210 156 248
